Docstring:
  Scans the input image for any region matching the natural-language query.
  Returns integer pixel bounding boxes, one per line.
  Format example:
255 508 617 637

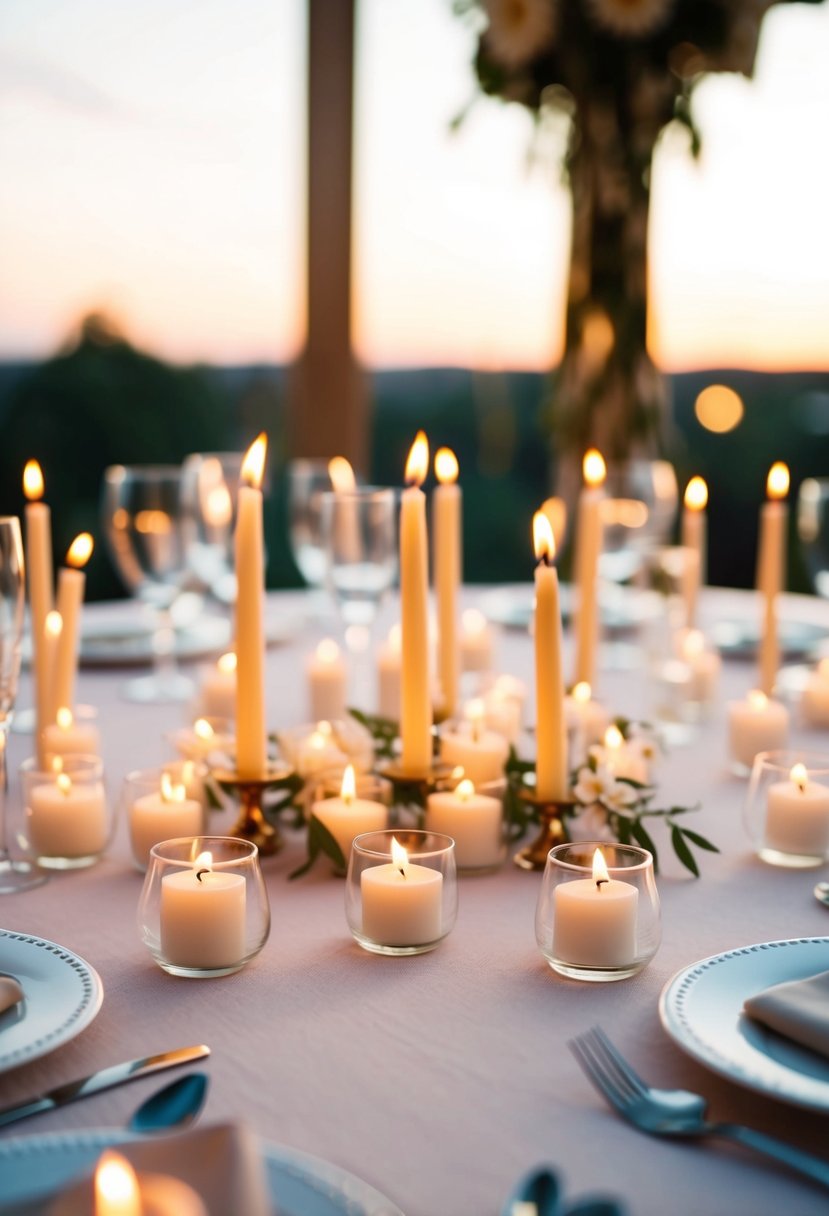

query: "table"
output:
2 588 829 1216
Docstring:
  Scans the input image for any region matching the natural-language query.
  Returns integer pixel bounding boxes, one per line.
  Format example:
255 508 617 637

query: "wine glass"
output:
797 478 829 598
0 516 46 892
320 488 398 634
287 459 336 593
180 452 244 607
599 459 679 587
101 465 194 703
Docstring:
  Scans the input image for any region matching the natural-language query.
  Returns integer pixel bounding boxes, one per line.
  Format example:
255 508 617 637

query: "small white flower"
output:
481 0 557 70
583 0 674 40
573 764 614 806
600 780 640 813
568 803 615 843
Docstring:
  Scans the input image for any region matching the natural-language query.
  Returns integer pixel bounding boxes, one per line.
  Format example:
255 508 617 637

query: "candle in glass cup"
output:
681 477 707 628
573 449 606 688
53 533 94 715
361 836 442 947
399 431 432 777
439 699 509 786
27 770 107 859
565 681 610 749
729 689 790 771
425 777 502 869
307 638 348 723
129 773 204 869
756 462 789 696
42 705 101 760
311 765 388 868
765 762 829 857
160 849 246 970
199 651 237 719
553 848 638 968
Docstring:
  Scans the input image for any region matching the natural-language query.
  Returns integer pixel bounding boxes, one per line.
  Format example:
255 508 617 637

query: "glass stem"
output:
0 724 10 862
152 606 178 693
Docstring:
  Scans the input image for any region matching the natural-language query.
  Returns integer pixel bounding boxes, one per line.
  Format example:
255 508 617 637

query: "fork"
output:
569 1026 829 1191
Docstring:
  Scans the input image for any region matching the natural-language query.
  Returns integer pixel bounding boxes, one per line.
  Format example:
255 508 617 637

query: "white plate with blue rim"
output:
0 1132 405 1215
0 930 103 1074
659 937 829 1112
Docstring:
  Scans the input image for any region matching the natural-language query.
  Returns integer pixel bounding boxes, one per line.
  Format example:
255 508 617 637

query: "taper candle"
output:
54 533 94 715
681 477 707 628
433 447 461 720
573 449 606 688
235 434 268 779
756 462 789 695
533 511 567 802
400 432 432 777
23 460 54 767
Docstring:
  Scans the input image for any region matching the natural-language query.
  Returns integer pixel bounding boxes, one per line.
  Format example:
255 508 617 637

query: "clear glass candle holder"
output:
18 754 111 869
166 716 235 763
138 836 270 978
308 772 392 874
41 703 101 764
535 842 661 982
346 829 457 956
425 776 506 874
122 767 207 872
744 750 829 868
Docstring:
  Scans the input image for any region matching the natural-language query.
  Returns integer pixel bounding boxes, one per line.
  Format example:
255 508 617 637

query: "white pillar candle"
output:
433 447 461 719
565 682 611 749
361 837 442 946
802 659 829 727
756 462 789 696
400 431 433 777
235 434 268 779
307 638 348 722
533 512 568 802
439 701 509 786
27 771 107 859
311 765 387 866
553 848 638 968
681 477 707 629
23 460 54 768
678 629 721 704
728 689 790 771
129 774 205 869
53 533 94 715
293 723 349 779
460 608 495 674
199 651 237 719
425 778 502 869
160 850 246 969
162 759 206 806
765 763 829 857
172 718 235 763
573 449 606 688
42 706 101 760
376 623 402 720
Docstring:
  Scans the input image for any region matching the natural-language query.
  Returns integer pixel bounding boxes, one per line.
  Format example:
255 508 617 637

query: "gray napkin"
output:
0 976 24 1015
744 969 829 1058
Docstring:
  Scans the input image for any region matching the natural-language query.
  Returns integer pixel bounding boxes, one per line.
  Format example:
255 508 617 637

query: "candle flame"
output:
405 431 429 487
134 510 171 535
218 651 237 674
341 764 356 805
748 689 768 711
434 447 459 484
194 718 214 741
182 761 195 783
604 724 623 751
791 762 808 792
56 773 72 796
316 719 333 737
391 835 409 876
540 496 567 550
533 511 556 564
767 462 790 501
241 432 268 490
593 847 610 888
316 637 340 664
161 772 186 803
328 455 357 492
583 449 607 488
572 681 591 705
56 706 73 730
23 460 44 501
94 1150 141 1216
66 533 94 569
195 850 213 871
684 476 708 511
461 608 487 637
45 611 63 640
455 778 475 801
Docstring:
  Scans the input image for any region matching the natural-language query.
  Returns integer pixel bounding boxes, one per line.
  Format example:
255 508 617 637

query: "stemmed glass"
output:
180 451 244 608
0 516 46 892
101 465 194 703
797 478 829 598
287 459 333 592
599 459 679 587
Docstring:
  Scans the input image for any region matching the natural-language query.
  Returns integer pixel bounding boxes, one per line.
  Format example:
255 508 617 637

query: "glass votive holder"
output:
744 750 829 868
166 716 235 763
308 770 392 874
41 704 101 764
138 836 270 978
19 754 110 870
535 842 661 982
727 690 790 776
424 776 506 874
437 715 510 788
122 768 207 872
346 830 457 956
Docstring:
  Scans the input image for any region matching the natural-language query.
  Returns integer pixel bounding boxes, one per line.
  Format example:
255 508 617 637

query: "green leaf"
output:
204 776 226 811
289 814 346 881
676 826 720 854
670 825 700 877
629 817 659 871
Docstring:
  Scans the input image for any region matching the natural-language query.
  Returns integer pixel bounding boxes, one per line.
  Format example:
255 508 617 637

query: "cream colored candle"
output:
54 533 94 715
376 623 402 719
533 512 567 802
802 659 829 727
311 765 388 866
307 638 348 722
327 454 360 563
602 724 650 784
460 608 495 673
439 700 509 786
425 777 502 869
553 848 638 968
728 689 790 771
172 717 235 762
756 462 789 696
765 762 829 858
24 460 54 767
94 1150 208 1216
27 771 107 859
129 773 204 869
199 651 237 719
678 629 721 704
681 477 707 628
162 759 206 806
42 705 101 760
480 687 521 745
160 850 246 969
361 837 442 946
235 434 268 779
433 447 461 719
573 449 606 688
41 611 63 731
565 681 610 749
400 431 432 777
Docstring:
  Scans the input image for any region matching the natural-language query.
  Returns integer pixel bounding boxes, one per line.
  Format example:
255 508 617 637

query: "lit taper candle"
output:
23 460 54 766
235 433 268 779
533 511 567 802
756 462 789 696
54 533 94 715
400 431 432 777
433 447 461 719
573 449 605 688
681 476 707 628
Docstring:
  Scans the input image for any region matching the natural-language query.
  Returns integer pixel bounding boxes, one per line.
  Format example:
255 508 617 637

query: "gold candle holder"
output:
210 761 299 857
513 790 576 871
377 759 455 809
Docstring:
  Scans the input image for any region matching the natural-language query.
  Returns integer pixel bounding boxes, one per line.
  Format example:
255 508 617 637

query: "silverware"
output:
569 1026 829 1190
127 1071 208 1134
813 881 829 907
0 1043 210 1129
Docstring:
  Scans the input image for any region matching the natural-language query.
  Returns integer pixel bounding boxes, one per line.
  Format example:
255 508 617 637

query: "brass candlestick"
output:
210 761 299 857
513 791 576 871
378 760 454 810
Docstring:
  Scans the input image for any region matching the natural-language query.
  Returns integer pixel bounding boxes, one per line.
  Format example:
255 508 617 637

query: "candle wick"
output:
398 867 406 879
196 868 210 883
596 878 608 892
537 553 551 569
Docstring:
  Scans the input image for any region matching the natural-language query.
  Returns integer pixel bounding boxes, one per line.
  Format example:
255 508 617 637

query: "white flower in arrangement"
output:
583 0 674 39
573 764 614 806
568 803 615 843
481 0 558 69
600 780 640 814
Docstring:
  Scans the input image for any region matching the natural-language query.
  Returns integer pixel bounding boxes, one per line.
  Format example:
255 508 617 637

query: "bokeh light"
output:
694 385 745 434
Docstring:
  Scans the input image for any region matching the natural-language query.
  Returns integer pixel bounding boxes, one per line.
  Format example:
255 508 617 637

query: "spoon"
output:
813 881 829 907
128 1072 209 1134
500 1164 559 1216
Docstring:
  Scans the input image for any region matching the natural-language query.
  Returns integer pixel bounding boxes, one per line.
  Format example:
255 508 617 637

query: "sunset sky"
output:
1 0 828 372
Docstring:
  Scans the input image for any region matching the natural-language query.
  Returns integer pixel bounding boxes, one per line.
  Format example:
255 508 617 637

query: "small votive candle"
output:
198 651 237 719
801 658 829 728
565 682 611 749
460 608 495 673
311 765 388 871
93 1149 208 1216
169 717 235 763
728 689 790 775
307 638 348 723
425 776 503 871
439 700 509 786
22 754 108 867
376 623 402 720
745 751 829 867
126 769 205 870
678 629 721 706
42 706 101 761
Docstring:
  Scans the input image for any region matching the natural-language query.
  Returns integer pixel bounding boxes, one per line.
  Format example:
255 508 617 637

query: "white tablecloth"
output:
2 588 829 1216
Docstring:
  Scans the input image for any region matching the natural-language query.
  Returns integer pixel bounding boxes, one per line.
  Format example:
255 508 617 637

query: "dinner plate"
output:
0 930 103 1074
659 937 829 1111
711 617 827 661
0 1131 405 1216
479 584 656 633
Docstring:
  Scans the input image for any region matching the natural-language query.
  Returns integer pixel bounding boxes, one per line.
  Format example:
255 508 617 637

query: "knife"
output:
0 1044 210 1129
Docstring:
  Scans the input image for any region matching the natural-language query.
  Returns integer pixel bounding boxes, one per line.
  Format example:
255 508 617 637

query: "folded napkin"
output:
0 975 24 1015
49 1122 272 1216
744 969 829 1059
